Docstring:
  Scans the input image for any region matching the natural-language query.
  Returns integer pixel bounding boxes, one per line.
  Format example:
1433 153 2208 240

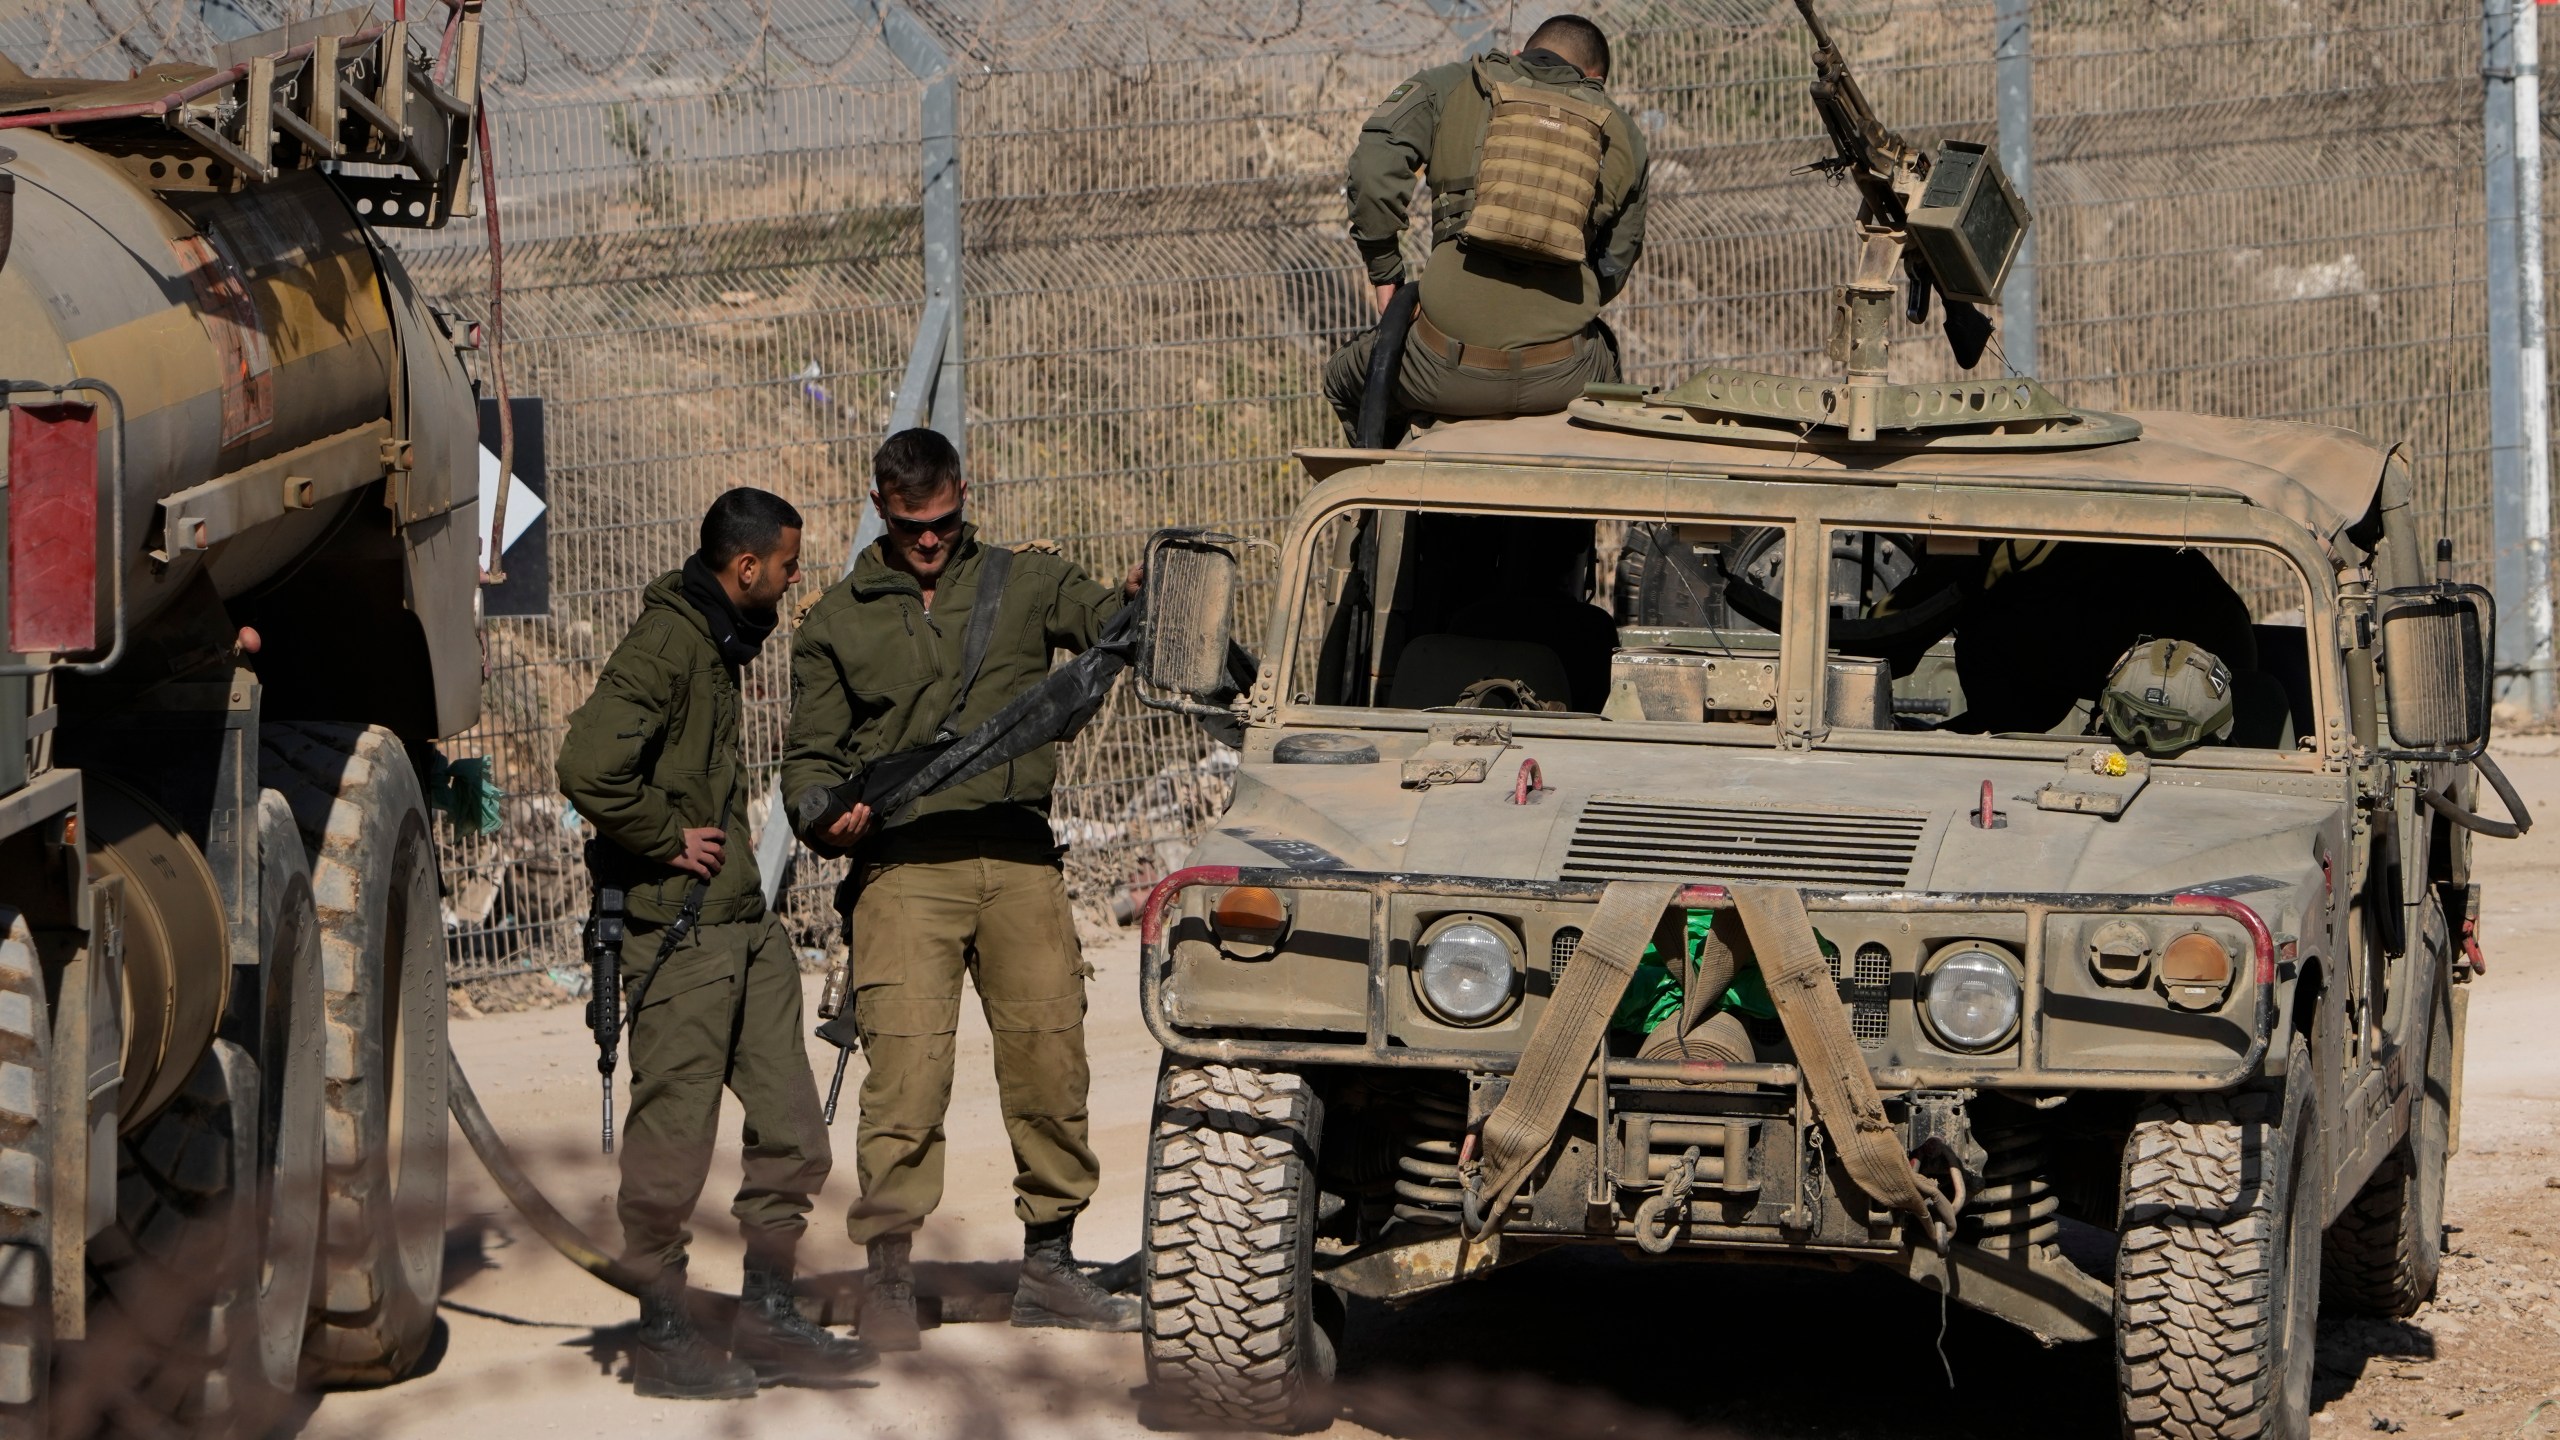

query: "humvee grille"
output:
1561 798 1927 887
1549 927 1583 980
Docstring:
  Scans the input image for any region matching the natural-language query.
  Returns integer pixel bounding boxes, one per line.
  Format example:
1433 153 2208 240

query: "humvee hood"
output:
1205 739 2336 918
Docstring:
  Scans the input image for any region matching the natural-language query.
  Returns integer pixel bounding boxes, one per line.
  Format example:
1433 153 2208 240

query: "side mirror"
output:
1139 529 1242 707
2376 581 2494 760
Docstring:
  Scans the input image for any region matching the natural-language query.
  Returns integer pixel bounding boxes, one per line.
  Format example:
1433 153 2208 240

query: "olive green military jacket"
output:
781 526 1126 853
1347 48 1651 350
556 570 764 926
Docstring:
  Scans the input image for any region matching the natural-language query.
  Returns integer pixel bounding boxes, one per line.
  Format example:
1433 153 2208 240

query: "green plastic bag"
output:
1605 909 1793 1035
427 752 502 837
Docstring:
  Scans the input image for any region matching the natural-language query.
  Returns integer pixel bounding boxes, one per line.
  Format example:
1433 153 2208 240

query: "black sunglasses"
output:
879 503 963 538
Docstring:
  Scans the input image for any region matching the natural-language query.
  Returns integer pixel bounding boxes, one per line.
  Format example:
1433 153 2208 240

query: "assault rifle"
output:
580 853 628 1153
1794 0 2006 368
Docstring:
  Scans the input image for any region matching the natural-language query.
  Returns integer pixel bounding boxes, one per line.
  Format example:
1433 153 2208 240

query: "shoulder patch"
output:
794 588 827 623
1364 69 1440 130
1009 538 1061 555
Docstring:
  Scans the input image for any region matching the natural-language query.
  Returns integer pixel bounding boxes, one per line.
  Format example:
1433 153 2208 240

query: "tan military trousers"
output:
615 913 830 1277
1324 316 1622 441
843 847 1097 1244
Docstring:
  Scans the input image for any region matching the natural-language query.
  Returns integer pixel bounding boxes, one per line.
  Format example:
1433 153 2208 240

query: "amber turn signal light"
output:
2160 932 2234 1009
1212 886 1289 946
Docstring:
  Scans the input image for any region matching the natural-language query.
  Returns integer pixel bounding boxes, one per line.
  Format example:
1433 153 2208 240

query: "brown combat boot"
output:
863 1233 923 1353
1012 1219 1139 1332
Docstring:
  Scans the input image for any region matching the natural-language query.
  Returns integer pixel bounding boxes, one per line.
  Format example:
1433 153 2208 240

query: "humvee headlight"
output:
1211 886 1291 953
2159 932 2235 1010
1921 944 2022 1052
1415 916 1519 1025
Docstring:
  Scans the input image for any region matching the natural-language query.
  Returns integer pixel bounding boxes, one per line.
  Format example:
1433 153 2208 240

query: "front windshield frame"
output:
1262 461 2343 771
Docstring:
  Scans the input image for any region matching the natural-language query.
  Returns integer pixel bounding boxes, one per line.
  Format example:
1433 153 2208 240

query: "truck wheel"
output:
81 1041 263 1438
2323 903 2452 1316
247 789 327 1397
76 791 329 1439
2116 1037 2323 1440
0 908 50 1440
262 723 447 1386
1142 1061 1329 1432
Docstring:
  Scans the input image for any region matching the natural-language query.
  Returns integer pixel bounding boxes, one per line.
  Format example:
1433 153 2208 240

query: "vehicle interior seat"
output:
1386 634 1574 710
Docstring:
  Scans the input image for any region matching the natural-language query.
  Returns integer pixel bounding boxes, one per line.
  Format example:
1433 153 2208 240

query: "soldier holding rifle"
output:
783 428 1143 1350
558 487 871 1398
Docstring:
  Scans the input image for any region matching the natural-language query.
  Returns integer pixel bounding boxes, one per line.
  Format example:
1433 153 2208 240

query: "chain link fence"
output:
0 0 2534 981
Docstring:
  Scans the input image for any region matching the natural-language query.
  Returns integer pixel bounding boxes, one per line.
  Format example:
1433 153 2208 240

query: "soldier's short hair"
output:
1524 15 1610 78
700 486 803 568
873 427 963 508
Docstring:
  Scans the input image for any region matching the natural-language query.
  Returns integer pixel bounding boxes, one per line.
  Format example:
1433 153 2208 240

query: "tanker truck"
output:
0 10 487 1434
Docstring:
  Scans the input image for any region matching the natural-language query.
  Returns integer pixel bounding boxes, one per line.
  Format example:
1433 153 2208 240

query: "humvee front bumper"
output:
1143 867 2279 1339
1138 865 2278 1094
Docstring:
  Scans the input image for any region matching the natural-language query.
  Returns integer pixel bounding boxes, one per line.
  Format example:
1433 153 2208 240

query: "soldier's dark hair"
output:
1524 15 1610 77
873 427 964 508
699 486 803 568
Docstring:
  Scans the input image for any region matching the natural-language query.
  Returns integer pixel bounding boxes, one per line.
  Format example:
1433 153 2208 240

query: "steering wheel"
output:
1717 529 1970 648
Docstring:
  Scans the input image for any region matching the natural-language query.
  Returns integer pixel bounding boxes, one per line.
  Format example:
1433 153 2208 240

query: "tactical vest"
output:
1428 57 1614 265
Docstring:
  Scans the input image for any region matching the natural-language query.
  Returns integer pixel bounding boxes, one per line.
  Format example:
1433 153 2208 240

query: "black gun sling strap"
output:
938 541 1013 741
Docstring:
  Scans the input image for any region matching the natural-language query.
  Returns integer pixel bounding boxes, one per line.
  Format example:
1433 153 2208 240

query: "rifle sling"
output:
624 750 747 1029
939 542 1012 739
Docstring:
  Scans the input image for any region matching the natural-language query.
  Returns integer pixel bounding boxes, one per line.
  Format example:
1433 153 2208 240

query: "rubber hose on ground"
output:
445 1052 679 1301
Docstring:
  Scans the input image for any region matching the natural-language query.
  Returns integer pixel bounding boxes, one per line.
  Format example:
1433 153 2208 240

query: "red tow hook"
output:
1510 758 1546 805
1972 779 2006 830
2461 913 2489 974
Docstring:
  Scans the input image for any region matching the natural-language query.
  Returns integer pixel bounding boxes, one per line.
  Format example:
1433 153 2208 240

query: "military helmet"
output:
2099 638 2235 756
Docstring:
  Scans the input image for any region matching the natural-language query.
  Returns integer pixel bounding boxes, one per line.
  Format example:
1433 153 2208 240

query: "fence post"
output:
1993 0 2037 379
2484 0 2555 715
762 2 964 909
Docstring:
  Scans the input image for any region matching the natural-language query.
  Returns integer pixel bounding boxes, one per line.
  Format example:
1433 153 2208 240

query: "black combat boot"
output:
631 1270 759 1400
862 1233 923 1353
1012 1219 1140 1332
732 1255 877 1384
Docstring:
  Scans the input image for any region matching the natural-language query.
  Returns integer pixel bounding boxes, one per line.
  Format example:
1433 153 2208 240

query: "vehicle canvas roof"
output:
1304 407 2392 557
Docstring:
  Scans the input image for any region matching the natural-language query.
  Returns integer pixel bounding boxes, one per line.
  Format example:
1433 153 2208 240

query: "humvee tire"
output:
1141 1061 1331 1432
2115 1037 2322 1440
2323 902 2452 1317
262 723 448 1385
0 908 50 1440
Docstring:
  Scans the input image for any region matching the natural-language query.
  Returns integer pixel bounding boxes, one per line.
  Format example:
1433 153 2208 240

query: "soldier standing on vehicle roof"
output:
781 428 1146 1350
1323 14 1651 441
557 488 873 1400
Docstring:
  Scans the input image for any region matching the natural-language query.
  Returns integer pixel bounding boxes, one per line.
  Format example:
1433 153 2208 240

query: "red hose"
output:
476 102 514 585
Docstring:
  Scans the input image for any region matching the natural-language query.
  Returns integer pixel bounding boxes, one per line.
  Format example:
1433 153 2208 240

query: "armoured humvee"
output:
1123 11 2519 1438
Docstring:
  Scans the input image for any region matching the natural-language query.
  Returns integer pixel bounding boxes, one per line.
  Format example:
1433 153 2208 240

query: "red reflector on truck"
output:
8 402 99 655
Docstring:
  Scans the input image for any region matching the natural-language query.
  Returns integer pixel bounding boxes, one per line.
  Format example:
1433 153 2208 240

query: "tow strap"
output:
1729 882 1953 1238
1465 880 1678 1234
1465 880 1952 1244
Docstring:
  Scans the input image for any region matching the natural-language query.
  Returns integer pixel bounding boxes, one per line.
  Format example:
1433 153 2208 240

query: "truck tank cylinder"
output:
0 129 402 640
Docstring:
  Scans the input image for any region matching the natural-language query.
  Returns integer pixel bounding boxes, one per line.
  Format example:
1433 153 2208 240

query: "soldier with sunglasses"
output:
780 428 1143 1350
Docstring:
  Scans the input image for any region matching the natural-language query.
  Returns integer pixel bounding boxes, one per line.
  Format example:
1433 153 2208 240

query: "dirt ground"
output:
288 744 2560 1440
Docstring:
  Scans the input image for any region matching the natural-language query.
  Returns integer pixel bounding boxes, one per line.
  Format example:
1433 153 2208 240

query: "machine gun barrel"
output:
1794 0 1916 225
